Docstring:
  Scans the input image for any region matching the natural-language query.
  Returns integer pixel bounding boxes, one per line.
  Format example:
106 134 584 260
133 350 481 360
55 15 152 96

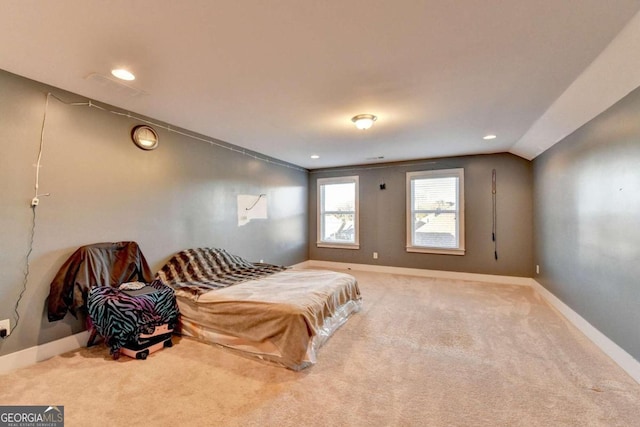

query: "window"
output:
317 176 359 249
406 168 464 255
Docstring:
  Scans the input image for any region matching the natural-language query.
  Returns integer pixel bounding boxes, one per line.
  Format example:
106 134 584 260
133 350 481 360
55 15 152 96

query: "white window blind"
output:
317 176 359 249
406 168 465 255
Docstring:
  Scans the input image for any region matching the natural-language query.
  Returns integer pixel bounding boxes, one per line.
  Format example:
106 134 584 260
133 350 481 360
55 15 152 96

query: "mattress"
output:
175 268 362 370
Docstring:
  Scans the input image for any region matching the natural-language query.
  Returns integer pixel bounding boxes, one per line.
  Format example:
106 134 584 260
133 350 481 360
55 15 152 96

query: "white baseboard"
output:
303 260 532 286
0 331 89 375
530 279 640 384
289 260 311 269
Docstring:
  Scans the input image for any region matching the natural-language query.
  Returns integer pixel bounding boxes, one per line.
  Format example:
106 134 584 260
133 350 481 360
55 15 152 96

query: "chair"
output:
47 241 178 358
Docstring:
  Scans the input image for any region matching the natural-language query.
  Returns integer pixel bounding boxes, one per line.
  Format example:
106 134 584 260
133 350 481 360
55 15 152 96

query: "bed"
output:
155 248 362 370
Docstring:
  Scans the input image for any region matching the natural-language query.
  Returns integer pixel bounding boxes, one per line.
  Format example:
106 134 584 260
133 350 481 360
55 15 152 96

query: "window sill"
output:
406 246 465 256
317 243 360 250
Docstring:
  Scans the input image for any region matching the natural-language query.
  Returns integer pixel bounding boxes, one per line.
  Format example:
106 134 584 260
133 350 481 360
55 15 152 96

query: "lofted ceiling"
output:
1 1 640 169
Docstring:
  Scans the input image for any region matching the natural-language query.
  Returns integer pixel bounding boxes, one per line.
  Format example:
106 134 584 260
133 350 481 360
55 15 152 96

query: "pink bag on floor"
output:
118 324 174 360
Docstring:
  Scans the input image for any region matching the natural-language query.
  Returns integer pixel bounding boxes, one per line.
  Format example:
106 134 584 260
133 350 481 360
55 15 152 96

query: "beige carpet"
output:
2 270 639 426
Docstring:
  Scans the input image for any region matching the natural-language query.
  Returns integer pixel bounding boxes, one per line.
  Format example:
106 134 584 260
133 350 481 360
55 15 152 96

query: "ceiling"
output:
2 1 640 170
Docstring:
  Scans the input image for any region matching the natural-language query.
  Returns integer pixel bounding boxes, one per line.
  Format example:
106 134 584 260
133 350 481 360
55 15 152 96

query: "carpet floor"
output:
1 270 639 426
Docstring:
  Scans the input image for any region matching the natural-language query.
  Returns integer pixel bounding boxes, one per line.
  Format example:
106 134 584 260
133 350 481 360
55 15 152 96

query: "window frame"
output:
317 176 360 249
406 168 465 255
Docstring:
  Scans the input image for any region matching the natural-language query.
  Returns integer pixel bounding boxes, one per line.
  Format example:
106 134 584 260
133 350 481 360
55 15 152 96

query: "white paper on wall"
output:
237 194 268 226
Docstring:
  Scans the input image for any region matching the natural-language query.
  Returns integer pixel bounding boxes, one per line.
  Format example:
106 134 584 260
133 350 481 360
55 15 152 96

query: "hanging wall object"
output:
237 194 268 226
492 169 498 260
131 125 159 150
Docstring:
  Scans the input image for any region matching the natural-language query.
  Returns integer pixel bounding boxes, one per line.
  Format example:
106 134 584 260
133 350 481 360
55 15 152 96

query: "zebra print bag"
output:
87 281 179 355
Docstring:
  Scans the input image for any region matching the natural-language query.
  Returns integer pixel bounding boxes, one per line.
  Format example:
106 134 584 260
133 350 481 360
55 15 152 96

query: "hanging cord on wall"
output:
32 93 53 206
47 93 306 172
492 168 498 260
245 194 266 211
13 91 298 333
13 93 54 334
15 206 37 333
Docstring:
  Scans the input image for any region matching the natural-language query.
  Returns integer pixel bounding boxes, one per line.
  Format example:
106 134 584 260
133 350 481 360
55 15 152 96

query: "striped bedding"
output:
155 248 287 298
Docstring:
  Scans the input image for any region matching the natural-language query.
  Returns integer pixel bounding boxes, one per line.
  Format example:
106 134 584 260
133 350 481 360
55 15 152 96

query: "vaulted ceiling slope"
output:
2 1 640 169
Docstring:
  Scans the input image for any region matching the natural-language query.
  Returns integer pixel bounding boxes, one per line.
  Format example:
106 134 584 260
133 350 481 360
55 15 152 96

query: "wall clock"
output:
131 125 159 150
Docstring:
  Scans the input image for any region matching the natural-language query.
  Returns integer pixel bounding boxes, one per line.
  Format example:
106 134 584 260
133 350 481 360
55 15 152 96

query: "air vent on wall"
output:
85 72 148 97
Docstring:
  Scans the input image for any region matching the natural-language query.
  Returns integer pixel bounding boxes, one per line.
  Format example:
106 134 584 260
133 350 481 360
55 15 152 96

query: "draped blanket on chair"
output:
47 241 178 355
47 241 153 321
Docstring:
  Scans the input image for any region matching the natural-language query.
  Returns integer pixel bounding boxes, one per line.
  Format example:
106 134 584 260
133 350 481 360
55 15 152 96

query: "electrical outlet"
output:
0 319 10 337
536 265 540 275
373 252 378 259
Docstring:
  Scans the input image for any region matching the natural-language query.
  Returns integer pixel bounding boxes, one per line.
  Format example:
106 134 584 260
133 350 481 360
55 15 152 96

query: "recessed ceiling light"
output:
483 134 497 140
310 154 320 159
111 68 136 81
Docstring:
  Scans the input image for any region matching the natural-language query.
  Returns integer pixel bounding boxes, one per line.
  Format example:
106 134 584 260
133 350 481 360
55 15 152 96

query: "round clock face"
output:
131 125 159 150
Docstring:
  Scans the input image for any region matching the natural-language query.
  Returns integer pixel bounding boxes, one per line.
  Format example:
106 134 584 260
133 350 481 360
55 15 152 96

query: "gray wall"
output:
533 86 640 361
310 153 533 277
0 70 308 356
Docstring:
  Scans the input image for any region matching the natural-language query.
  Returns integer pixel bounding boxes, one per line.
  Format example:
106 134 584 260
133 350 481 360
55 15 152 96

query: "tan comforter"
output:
176 268 362 370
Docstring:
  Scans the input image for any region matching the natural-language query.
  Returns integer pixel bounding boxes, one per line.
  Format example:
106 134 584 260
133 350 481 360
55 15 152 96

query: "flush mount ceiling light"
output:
351 114 377 130
483 134 497 140
310 154 320 159
111 68 136 81
131 125 159 150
